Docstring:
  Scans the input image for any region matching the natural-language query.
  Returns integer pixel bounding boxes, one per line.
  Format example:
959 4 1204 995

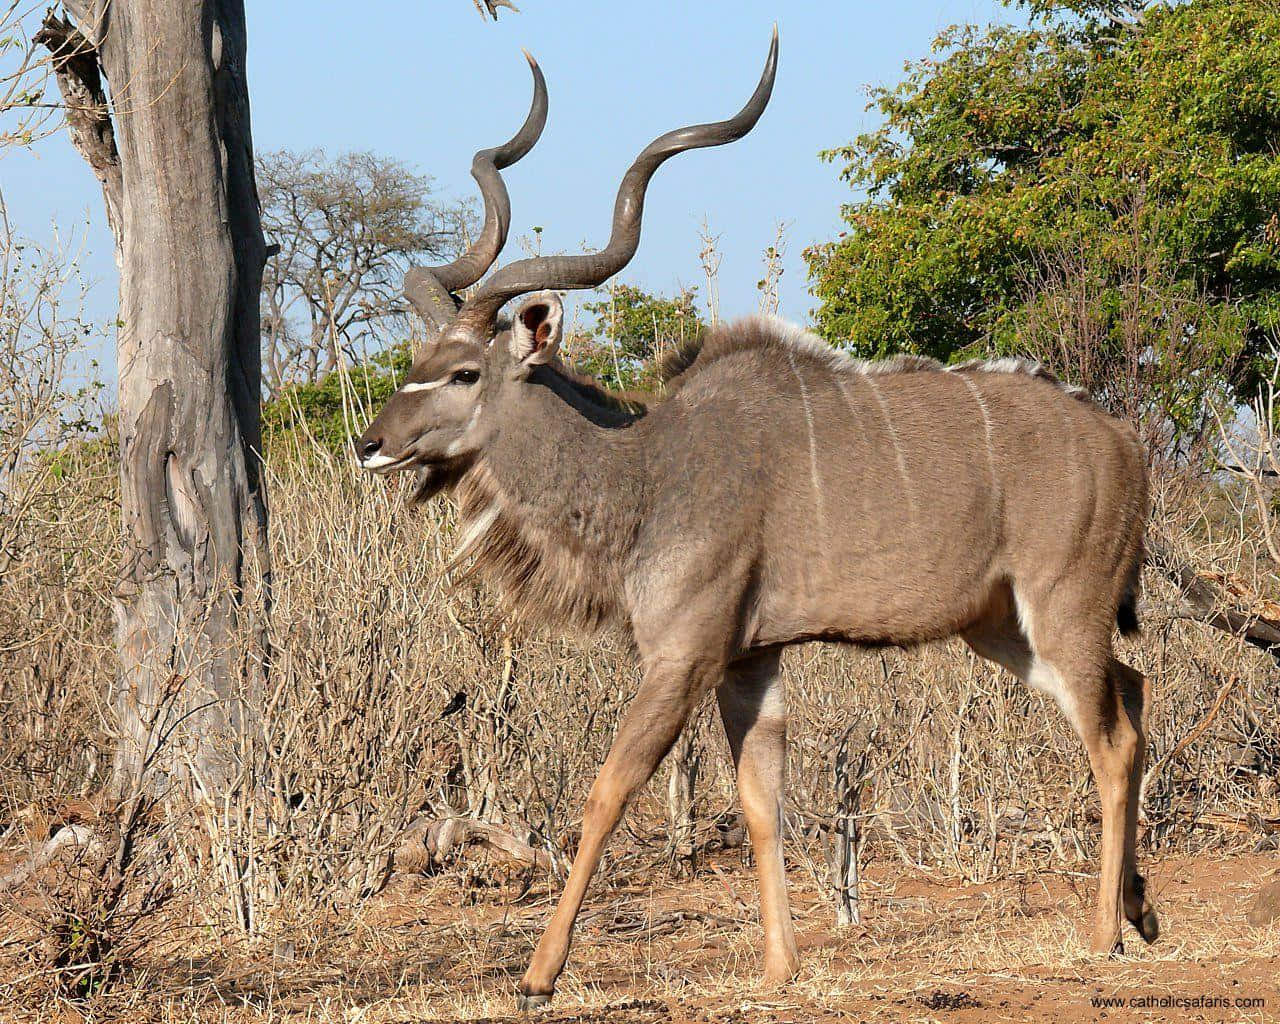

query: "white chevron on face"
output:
400 379 450 394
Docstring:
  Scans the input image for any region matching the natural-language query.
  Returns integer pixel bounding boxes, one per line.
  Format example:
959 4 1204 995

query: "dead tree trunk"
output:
39 3 269 800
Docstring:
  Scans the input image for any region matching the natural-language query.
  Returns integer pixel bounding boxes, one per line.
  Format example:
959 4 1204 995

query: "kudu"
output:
357 32 1158 1008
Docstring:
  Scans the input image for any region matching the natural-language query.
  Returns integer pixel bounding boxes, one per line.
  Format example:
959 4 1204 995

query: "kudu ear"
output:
509 291 564 365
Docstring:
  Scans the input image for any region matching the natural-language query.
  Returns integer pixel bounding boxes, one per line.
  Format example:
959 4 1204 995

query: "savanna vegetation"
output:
1 0 1279 1021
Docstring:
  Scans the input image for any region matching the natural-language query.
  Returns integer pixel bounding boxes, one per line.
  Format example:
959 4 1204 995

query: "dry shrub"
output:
198 430 643 947
0 227 114 817
3 800 182 1008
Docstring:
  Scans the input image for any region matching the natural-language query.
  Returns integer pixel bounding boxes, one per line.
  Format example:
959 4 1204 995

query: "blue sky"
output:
3 0 1009 379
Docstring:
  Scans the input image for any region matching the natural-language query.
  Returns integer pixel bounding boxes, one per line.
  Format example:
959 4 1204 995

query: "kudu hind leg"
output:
1111 657 1158 943
964 597 1156 951
515 658 718 1007
716 651 800 983
1049 649 1150 955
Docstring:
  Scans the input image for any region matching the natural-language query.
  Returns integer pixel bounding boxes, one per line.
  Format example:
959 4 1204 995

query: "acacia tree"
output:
258 149 469 395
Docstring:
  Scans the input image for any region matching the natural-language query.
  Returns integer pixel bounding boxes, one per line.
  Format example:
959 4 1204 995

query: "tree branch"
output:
1147 539 1280 665
33 12 122 242
394 815 557 874
0 824 103 892
473 0 519 20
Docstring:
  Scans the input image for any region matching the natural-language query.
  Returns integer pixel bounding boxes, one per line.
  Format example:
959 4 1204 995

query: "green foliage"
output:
263 343 412 451
806 0 1280 398
576 283 704 390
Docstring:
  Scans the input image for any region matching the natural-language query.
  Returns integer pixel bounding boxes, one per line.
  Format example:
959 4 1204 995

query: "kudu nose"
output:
357 436 383 461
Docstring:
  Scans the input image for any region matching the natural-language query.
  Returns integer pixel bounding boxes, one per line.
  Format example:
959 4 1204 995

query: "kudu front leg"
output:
716 651 800 983
516 658 719 1008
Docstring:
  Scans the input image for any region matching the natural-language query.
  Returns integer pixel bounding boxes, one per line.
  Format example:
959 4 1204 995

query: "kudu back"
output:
357 31 1158 1009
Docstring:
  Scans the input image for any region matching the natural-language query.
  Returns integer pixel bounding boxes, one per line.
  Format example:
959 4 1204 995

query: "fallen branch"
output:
587 907 740 938
1193 811 1280 835
0 824 103 892
394 816 557 874
1147 539 1280 665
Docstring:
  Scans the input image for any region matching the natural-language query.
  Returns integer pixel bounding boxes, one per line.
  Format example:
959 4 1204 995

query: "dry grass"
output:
2 396 1277 1020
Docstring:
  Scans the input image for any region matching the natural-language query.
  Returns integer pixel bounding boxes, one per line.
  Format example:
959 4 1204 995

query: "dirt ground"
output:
4 848 1278 1023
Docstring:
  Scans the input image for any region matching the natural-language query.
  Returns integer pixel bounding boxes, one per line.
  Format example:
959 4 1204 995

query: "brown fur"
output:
451 460 628 637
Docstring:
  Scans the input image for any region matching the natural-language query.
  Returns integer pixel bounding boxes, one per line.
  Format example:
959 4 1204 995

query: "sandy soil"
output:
4 848 1278 1022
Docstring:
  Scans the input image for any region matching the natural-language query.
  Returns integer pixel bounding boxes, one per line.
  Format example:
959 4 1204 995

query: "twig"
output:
1141 671 1240 804
473 0 519 20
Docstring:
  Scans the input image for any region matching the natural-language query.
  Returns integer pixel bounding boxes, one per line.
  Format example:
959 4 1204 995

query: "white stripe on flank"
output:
958 374 998 492
860 373 915 515
400 379 449 394
786 350 825 527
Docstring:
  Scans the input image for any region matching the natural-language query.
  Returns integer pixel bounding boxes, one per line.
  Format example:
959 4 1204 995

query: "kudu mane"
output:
442 355 649 638
660 315 1094 404
451 459 629 638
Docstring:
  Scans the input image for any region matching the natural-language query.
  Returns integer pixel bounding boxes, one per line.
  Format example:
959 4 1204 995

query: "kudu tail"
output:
1117 542 1143 638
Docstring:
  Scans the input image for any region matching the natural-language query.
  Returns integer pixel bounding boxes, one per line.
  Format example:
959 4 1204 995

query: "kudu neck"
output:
479 364 650 559
447 364 649 636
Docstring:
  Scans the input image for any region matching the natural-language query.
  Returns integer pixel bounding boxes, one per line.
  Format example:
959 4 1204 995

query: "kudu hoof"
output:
516 990 553 1012
1130 905 1160 944
1089 931 1124 957
1126 875 1160 943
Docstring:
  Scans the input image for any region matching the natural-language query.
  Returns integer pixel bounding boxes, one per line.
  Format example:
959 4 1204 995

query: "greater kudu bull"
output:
357 32 1158 1008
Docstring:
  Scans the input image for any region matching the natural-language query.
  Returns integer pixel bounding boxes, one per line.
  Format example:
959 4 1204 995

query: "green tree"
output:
576 283 705 390
805 0 1280 397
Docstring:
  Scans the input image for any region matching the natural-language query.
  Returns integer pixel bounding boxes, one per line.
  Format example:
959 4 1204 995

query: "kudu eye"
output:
450 369 481 386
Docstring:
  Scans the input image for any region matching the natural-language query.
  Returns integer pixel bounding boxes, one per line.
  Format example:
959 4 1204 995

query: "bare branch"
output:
1147 539 1280 665
473 0 519 20
0 824 103 892
394 815 557 873
33 11 122 240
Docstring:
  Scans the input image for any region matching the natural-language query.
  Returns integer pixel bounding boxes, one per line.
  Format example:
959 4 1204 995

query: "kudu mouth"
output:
356 440 468 502
360 452 417 474
358 443 466 478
